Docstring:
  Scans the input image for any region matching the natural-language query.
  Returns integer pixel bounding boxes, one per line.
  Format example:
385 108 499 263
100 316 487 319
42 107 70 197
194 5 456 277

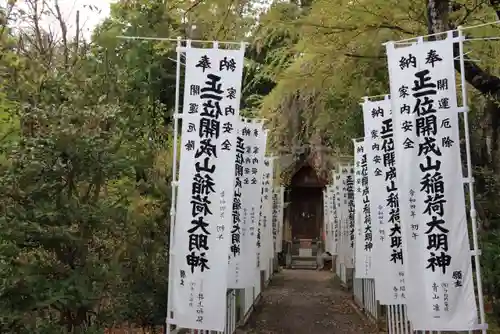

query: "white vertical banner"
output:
333 173 341 255
273 186 284 253
272 186 279 252
339 165 355 268
252 132 267 271
278 186 284 253
354 140 373 278
328 184 336 254
258 157 273 269
227 119 266 288
337 170 346 265
386 36 477 330
346 166 355 269
323 186 331 252
362 96 406 305
172 45 245 331
354 142 363 274
227 121 245 288
264 158 275 264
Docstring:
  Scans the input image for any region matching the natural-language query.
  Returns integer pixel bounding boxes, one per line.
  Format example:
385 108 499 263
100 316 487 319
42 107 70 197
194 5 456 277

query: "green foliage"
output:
0 0 267 331
253 0 500 325
3 0 500 330
0 0 176 332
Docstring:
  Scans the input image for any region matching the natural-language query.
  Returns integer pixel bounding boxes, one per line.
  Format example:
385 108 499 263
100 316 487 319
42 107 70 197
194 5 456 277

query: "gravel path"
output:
237 269 379 334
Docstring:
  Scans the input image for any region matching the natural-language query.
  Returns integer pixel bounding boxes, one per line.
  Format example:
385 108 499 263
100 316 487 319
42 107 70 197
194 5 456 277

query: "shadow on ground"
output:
237 269 379 334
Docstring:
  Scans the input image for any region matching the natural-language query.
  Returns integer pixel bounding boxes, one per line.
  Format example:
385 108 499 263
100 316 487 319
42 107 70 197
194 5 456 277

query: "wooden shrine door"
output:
290 187 322 240
289 165 324 244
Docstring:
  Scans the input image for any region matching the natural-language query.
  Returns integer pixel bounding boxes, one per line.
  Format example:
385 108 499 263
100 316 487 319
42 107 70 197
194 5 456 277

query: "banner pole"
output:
166 36 183 334
458 26 487 333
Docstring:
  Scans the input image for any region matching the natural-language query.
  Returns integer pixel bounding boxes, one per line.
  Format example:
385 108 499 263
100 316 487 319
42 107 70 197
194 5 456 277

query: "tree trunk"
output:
427 0 449 36
484 100 500 172
427 0 500 101
427 0 499 230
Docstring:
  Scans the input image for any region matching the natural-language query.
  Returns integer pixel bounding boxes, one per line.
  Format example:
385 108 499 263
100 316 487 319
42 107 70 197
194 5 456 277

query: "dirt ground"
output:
237 269 379 334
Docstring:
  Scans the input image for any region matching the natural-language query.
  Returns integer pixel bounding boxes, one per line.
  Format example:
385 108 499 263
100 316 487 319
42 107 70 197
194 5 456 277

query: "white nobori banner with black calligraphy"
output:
323 186 331 252
271 186 278 253
338 166 354 268
258 157 273 271
336 171 346 265
348 166 356 269
172 46 245 331
279 186 284 253
264 159 275 267
362 96 406 305
333 173 341 255
227 119 266 289
273 186 284 253
354 140 373 278
387 36 477 330
328 184 336 254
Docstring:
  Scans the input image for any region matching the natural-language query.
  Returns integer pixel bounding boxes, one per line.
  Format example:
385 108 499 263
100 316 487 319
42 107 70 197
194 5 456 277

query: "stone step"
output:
292 255 317 262
291 260 317 270
291 264 317 270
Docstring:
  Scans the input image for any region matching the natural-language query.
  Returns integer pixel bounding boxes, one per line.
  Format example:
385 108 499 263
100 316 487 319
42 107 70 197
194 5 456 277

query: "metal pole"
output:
397 304 403 334
388 305 394 334
116 34 249 45
458 25 487 333
166 36 183 334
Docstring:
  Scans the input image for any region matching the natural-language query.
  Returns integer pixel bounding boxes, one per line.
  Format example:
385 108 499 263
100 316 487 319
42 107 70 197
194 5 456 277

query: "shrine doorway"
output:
287 164 324 259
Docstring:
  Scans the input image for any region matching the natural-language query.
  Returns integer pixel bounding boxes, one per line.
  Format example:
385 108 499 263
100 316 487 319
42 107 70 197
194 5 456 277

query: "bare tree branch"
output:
53 0 69 68
0 1 16 37
214 0 236 40
293 20 415 35
456 1 487 26
26 0 46 56
72 10 79 68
